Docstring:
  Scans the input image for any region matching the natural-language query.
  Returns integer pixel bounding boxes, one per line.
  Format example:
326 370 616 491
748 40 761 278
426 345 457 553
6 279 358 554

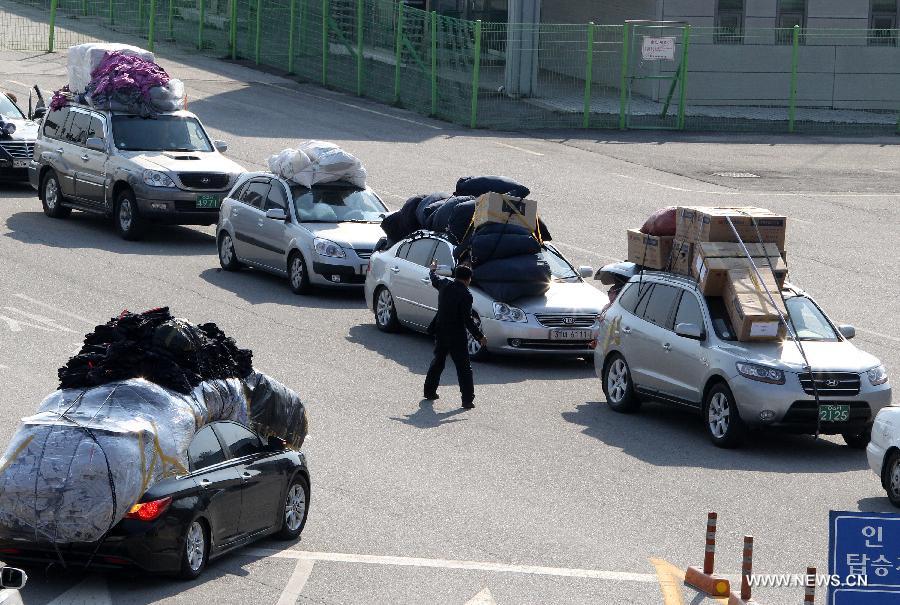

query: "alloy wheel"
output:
466 315 483 356
891 458 900 501
220 234 235 266
45 178 59 209
290 255 305 290
708 392 731 439
376 289 394 327
119 199 133 232
185 521 205 572
284 483 307 532
606 359 628 404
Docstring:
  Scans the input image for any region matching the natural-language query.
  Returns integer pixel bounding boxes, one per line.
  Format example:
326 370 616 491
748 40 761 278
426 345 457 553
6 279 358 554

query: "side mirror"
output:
578 266 594 279
267 435 286 451
31 106 46 120
214 140 228 153
838 324 856 340
85 137 105 152
265 208 288 221
435 265 453 277
0 566 27 590
675 322 704 340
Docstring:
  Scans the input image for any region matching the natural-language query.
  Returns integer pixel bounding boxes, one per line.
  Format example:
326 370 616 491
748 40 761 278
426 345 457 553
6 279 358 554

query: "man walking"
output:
423 260 487 409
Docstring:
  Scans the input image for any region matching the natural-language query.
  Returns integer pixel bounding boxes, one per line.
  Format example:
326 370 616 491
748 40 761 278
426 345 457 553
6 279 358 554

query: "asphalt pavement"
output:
0 35 898 605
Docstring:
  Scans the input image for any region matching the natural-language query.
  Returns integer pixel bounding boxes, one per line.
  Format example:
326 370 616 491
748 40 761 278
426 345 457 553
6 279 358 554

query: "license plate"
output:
549 329 592 341
819 404 850 422
195 195 220 209
12 159 27 168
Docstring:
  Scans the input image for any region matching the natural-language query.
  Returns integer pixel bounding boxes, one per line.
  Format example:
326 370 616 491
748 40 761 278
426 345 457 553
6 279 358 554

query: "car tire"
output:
703 382 746 448
288 251 312 294
602 353 640 413
277 474 310 540
178 519 209 580
41 171 71 218
218 231 242 271
466 313 489 362
374 286 400 332
885 450 900 508
842 427 872 449
115 189 144 240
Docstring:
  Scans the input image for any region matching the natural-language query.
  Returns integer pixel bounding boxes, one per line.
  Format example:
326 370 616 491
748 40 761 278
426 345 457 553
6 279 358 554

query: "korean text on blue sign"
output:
829 510 900 605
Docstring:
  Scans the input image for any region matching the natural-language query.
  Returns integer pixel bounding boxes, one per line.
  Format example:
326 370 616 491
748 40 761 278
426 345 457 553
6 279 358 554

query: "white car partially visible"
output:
868 406 900 507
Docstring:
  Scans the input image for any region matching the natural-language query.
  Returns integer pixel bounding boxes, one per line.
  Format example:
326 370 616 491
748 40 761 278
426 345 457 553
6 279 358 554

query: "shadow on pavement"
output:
199 267 364 310
856 496 898 513
346 323 595 385
563 401 870 473
3 209 218 255
389 399 469 429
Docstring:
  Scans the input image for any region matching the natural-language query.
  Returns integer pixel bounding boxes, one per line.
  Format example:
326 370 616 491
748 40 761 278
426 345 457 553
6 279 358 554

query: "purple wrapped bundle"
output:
49 86 72 111
87 52 170 113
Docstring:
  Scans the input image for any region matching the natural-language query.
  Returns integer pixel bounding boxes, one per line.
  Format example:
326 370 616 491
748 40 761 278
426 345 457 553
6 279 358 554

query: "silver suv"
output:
29 104 244 239
595 270 892 448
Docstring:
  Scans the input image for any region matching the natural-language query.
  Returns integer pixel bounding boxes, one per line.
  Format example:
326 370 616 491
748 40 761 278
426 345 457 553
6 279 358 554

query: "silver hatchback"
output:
216 172 389 293
595 270 892 448
364 230 607 359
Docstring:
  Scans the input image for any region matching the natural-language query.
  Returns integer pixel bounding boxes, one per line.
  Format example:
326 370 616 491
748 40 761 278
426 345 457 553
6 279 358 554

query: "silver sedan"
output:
364 230 607 359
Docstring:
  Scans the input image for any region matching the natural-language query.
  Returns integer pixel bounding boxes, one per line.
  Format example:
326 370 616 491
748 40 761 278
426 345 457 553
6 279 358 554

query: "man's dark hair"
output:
454 265 473 281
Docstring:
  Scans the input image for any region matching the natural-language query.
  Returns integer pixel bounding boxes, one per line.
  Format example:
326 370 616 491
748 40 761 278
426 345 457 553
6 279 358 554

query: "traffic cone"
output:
684 512 731 597
728 536 756 604
804 567 816 605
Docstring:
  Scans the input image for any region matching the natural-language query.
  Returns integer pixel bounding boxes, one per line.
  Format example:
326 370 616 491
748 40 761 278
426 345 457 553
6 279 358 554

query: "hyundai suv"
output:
594 268 891 448
29 104 244 239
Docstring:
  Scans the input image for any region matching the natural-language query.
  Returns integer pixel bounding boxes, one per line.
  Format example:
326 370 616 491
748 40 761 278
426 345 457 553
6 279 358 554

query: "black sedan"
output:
0 420 310 579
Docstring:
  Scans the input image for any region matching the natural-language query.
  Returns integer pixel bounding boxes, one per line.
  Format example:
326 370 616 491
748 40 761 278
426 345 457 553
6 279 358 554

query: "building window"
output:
716 0 745 44
870 1 898 46
776 0 806 45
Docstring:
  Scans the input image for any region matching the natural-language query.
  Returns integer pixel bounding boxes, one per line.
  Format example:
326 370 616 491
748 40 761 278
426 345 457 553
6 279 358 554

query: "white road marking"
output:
855 327 900 343
5 80 29 90
494 141 544 156
464 587 496 605
275 559 316 605
46 575 112 605
14 294 96 325
0 315 53 333
552 242 620 262
2 307 77 333
243 548 658 583
613 173 900 198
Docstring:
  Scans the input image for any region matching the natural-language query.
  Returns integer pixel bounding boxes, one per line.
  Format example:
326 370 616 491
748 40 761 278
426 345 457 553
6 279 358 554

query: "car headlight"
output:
736 362 785 385
492 302 527 322
867 365 889 386
314 238 346 259
142 169 176 188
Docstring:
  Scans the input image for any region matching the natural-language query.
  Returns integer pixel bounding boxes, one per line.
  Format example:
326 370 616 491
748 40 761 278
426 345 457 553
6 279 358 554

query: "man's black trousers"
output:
424 335 474 403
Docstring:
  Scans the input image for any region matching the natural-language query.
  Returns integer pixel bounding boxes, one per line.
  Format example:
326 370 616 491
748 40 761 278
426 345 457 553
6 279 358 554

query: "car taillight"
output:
0 547 20 554
125 496 172 521
366 260 371 273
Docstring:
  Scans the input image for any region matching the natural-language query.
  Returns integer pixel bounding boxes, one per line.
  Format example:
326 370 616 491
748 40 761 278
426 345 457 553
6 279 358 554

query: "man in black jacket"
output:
424 260 487 409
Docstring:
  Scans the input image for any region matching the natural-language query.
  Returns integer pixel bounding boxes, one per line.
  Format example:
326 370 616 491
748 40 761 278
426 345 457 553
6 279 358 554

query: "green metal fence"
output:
2 0 898 134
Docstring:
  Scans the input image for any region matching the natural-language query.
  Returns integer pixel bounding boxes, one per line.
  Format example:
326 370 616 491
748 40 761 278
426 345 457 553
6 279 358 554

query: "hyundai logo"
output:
564 317 575 325
200 177 210 184
825 379 839 388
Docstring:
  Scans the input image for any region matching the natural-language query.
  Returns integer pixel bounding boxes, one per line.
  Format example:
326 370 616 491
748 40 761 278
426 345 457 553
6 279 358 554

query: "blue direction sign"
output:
829 511 900 605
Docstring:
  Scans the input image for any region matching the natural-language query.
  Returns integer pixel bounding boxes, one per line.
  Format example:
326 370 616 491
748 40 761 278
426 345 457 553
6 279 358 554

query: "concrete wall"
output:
540 0 658 25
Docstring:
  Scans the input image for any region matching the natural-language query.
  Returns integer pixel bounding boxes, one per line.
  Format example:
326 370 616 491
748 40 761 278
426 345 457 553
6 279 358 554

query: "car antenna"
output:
725 215 824 439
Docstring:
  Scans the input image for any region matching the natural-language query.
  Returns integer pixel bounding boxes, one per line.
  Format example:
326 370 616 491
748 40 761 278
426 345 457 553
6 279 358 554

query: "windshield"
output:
0 94 24 120
540 246 579 281
111 115 213 152
292 185 387 223
785 296 839 341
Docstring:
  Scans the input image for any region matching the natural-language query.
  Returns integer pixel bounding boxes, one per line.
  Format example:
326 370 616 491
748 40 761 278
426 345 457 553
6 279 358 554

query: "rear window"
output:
706 297 737 341
642 284 680 327
618 281 652 314
42 107 69 139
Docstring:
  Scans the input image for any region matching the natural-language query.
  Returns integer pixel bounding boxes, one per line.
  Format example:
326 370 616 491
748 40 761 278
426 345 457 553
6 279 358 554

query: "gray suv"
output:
29 104 244 239
595 270 891 448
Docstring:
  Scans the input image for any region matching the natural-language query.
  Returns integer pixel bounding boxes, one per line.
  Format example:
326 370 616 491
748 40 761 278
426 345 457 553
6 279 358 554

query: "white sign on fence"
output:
641 36 676 61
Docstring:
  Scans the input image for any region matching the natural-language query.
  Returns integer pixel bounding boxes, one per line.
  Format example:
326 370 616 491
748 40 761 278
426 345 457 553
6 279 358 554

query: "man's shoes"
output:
462 400 475 409
423 392 440 401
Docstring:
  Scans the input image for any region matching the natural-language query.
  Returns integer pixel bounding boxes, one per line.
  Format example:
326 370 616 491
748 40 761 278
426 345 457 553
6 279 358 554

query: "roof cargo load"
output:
268 140 367 189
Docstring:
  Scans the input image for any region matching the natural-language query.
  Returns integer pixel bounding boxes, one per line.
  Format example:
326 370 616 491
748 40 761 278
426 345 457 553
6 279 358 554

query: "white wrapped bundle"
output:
149 78 186 113
268 140 367 189
67 43 155 94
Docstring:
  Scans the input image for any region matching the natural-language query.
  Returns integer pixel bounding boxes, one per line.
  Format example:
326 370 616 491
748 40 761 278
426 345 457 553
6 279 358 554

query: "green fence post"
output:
677 25 691 130
198 0 205 50
48 0 57 52
254 0 262 64
82 0 87 16
430 10 437 116
139 0 144 33
618 22 631 130
788 24 800 133
287 0 295 73
230 0 237 60
394 1 404 104
167 0 175 41
470 19 482 129
108 0 113 25
582 22 595 128
356 0 364 96
148 0 157 51
322 0 329 85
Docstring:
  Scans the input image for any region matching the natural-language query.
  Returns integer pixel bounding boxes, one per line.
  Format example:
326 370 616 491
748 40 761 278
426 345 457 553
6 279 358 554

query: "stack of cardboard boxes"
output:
626 206 789 342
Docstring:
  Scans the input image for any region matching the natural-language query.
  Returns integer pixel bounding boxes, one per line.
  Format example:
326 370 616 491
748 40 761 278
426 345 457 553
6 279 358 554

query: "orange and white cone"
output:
729 536 755 604
685 512 731 597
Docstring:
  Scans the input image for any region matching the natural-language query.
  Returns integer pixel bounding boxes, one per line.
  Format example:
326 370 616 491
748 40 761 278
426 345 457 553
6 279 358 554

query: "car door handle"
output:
81 154 89 162
420 277 431 283
390 266 400 273
622 326 632 334
662 342 671 351
199 479 212 488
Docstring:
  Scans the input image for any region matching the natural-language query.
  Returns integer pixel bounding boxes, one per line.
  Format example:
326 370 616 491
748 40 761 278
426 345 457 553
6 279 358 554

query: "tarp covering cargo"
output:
472 254 552 302
455 176 530 199
67 43 155 94
471 223 541 264
268 140 367 189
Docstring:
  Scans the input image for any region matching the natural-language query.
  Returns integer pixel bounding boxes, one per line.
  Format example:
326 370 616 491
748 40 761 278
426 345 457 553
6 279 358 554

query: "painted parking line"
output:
276 559 316 605
551 241 620 263
494 141 545 156
242 547 659 583
13 294 96 325
613 172 900 198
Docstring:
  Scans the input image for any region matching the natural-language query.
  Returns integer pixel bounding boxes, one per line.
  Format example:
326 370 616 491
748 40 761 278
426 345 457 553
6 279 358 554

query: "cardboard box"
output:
724 269 787 341
472 192 538 232
695 241 782 261
695 256 788 296
627 229 674 270
675 206 787 252
670 240 693 276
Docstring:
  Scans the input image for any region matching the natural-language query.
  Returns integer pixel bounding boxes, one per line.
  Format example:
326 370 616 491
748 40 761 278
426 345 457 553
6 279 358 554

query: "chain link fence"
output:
2 0 898 135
